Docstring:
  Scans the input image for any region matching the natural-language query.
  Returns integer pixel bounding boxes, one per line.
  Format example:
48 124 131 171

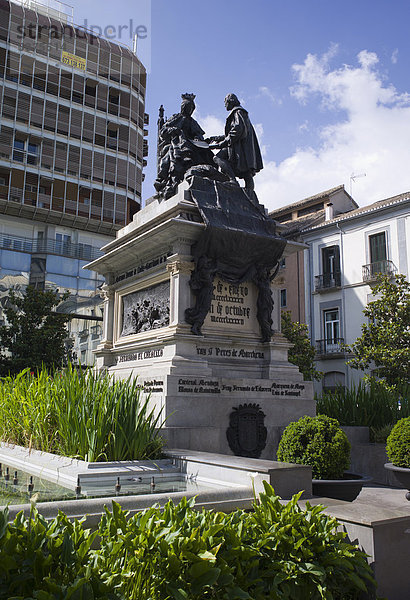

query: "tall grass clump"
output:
0 365 164 462
317 381 410 441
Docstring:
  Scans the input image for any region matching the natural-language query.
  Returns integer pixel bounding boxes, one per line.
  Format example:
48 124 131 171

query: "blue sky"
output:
68 0 410 209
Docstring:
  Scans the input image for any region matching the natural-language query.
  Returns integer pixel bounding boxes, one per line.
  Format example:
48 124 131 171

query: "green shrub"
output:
0 365 164 462
386 416 410 468
277 415 351 479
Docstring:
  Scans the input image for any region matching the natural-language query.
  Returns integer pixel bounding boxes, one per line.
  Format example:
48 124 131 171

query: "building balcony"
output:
362 260 397 282
314 271 341 292
0 233 103 261
316 338 345 357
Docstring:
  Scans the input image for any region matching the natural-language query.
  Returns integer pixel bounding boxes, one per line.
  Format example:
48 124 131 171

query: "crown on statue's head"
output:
181 93 196 102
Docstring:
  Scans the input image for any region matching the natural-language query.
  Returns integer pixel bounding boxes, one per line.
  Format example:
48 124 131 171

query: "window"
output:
78 243 92 259
323 371 345 393
363 231 392 280
321 245 341 287
13 139 25 162
107 128 118 150
323 309 340 352
56 233 71 254
297 202 323 217
369 232 387 264
37 231 45 251
280 289 287 308
12 139 38 165
27 143 38 165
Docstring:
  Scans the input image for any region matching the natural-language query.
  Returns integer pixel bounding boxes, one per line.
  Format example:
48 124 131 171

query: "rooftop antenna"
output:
133 33 138 55
350 172 366 197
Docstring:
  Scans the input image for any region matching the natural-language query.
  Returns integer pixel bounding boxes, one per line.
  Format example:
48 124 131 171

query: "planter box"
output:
385 463 410 500
342 427 402 487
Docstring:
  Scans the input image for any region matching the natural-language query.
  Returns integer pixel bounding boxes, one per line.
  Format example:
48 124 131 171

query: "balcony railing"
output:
315 271 341 291
362 260 397 282
3 188 125 225
316 338 345 355
0 233 103 261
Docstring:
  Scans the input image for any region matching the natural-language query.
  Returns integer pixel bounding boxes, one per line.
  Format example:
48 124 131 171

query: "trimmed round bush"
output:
277 414 351 479
386 416 410 468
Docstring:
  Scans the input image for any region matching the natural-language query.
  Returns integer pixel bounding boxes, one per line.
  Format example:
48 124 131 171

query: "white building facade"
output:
302 192 410 393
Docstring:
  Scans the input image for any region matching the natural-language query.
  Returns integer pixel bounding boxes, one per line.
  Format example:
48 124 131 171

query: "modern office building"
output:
0 0 148 363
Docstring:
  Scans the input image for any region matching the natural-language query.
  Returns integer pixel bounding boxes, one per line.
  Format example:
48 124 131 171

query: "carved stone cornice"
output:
167 260 195 276
100 285 115 302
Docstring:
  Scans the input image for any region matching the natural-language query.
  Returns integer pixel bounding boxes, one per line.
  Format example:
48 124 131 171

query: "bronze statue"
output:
154 93 213 200
208 93 263 197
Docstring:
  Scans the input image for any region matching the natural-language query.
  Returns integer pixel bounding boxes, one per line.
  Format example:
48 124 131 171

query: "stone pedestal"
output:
86 180 314 459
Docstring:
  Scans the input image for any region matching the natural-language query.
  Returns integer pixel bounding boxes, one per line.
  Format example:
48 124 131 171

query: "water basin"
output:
0 460 225 506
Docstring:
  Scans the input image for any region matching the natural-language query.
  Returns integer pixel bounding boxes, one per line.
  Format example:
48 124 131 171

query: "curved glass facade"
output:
0 0 148 364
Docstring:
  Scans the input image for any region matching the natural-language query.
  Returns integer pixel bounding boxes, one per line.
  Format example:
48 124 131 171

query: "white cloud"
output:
391 48 399 64
197 114 225 137
259 86 282 106
255 48 410 210
254 122 268 158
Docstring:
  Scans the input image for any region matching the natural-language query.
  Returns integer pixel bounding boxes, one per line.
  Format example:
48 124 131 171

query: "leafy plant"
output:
281 311 322 381
0 506 119 599
96 482 374 600
0 484 377 599
372 424 394 444
347 273 410 391
386 417 410 468
277 415 351 479
0 286 71 376
0 366 164 462
317 381 410 441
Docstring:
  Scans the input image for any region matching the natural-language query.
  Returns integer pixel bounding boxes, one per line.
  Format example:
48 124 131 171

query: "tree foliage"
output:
347 274 410 390
281 311 322 381
0 286 71 376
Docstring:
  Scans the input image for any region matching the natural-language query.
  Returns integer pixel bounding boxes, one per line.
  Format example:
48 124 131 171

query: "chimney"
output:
325 202 334 221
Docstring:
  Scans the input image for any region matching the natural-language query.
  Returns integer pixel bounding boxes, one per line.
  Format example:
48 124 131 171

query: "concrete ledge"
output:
0 443 176 490
6 485 255 528
165 449 312 499
301 491 410 600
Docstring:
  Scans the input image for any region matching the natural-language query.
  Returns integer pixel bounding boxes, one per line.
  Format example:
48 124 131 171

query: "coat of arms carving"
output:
226 403 267 458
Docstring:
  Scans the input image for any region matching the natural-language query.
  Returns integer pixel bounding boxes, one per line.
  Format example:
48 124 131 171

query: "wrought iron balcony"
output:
315 271 341 291
0 233 103 261
316 338 345 356
362 260 396 282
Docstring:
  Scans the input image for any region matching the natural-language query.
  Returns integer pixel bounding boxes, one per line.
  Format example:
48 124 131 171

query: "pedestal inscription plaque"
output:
203 278 259 334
